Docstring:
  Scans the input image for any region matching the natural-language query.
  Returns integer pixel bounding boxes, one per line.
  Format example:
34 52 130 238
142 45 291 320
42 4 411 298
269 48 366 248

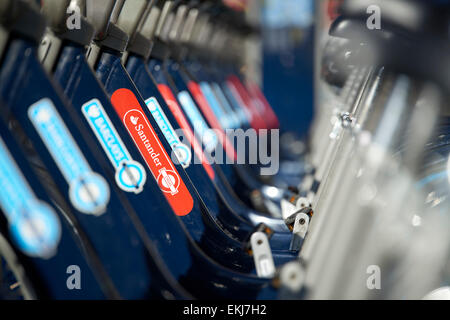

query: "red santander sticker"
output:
111 88 193 216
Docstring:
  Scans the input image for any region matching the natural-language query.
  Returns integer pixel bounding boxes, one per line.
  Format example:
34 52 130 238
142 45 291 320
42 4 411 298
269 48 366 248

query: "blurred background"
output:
224 0 315 139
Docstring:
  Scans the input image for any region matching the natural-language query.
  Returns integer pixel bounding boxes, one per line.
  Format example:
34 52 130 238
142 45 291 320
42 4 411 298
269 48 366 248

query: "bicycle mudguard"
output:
159 66 301 249
166 60 290 213
210 65 268 131
246 81 281 130
0 114 109 299
183 59 303 188
125 54 294 251
188 61 268 132
127 54 255 236
147 56 291 222
0 37 166 299
199 62 305 180
94 49 280 273
93 49 290 299
51 44 198 300
181 61 301 195
151 57 293 233
211 69 306 190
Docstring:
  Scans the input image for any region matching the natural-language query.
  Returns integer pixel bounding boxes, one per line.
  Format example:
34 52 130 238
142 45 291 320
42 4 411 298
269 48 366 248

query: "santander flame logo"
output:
130 116 139 126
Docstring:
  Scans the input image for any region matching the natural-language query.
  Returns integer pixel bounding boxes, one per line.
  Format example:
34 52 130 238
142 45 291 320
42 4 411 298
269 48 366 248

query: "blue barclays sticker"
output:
199 82 231 129
0 137 61 258
145 97 192 168
178 91 218 153
82 99 147 194
212 83 241 129
223 84 250 126
28 98 110 216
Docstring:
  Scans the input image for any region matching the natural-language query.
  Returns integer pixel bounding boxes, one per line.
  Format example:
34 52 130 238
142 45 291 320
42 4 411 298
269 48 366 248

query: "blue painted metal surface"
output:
0 37 161 299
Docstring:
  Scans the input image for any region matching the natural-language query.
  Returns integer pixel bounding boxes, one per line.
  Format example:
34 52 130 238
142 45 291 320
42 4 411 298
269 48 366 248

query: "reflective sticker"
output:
111 89 193 216
226 80 254 126
178 91 218 153
0 137 61 258
145 97 191 168
222 84 250 127
157 84 215 180
227 77 267 131
82 99 147 194
199 82 231 129
28 98 110 216
211 83 241 129
187 80 237 161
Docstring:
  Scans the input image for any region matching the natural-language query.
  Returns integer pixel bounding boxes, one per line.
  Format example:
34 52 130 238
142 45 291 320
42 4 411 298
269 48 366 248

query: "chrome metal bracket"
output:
249 232 276 278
